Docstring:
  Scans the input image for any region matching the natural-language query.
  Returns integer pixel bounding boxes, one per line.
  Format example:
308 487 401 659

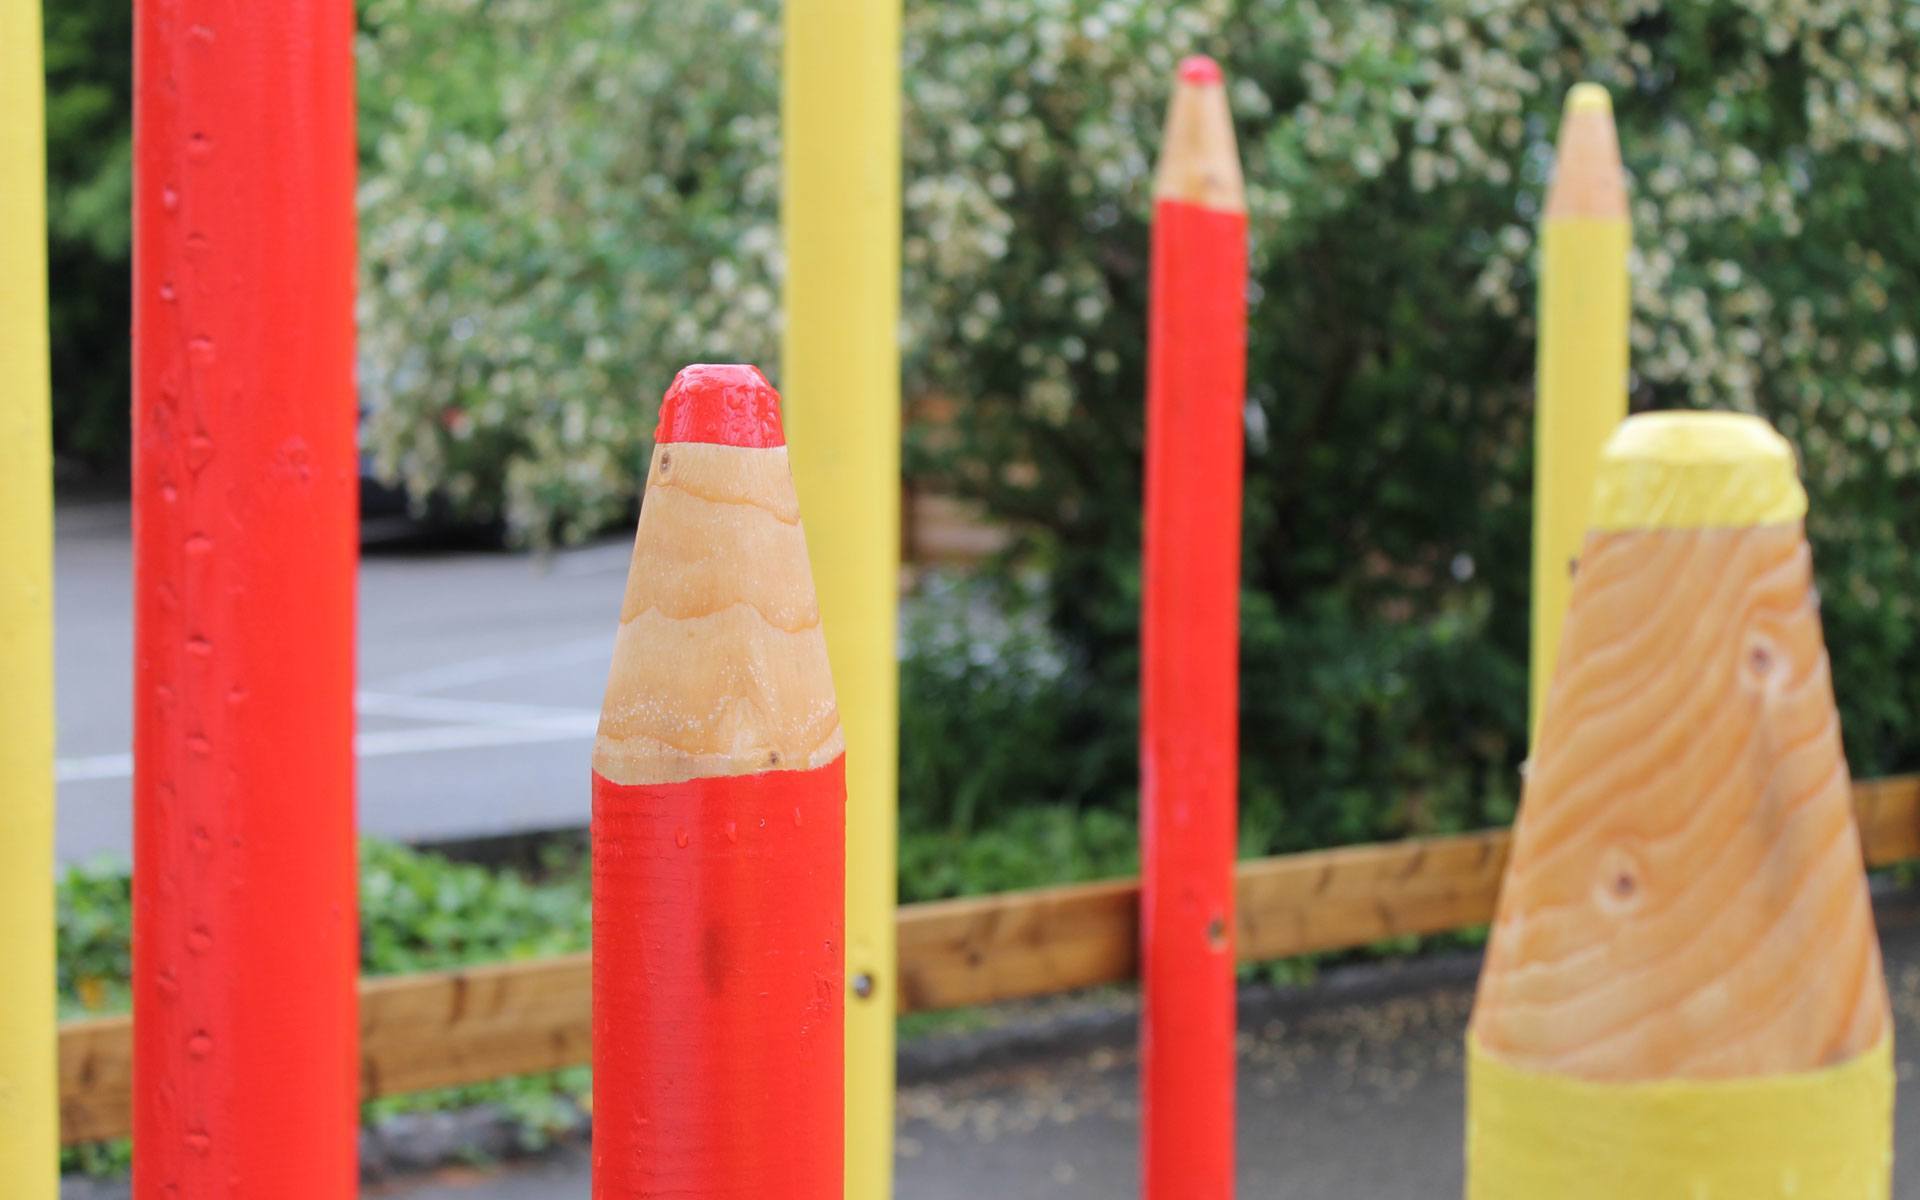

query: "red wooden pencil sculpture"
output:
1140 54 1249 1200
592 365 846 1198
132 2 360 1196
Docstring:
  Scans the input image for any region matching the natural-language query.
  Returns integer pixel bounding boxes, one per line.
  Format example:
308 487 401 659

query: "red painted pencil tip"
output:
1178 55 1223 85
654 364 785 448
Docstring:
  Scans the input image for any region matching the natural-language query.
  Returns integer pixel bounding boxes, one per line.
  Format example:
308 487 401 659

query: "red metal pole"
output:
593 365 845 1197
132 3 359 1196
1140 55 1248 1200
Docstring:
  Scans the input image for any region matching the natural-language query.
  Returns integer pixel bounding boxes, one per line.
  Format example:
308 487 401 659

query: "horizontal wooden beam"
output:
59 774 1920 1144
60 953 592 1146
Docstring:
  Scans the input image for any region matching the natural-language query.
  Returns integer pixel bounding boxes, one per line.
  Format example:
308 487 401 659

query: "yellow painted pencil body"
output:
1468 1035 1892 1199
1530 84 1630 741
781 5 903 1197
0 0 60 1191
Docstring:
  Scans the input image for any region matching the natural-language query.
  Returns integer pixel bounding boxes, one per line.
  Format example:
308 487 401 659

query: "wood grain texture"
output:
357 955 591 1101
594 441 843 786
1234 831 1511 964
899 878 1141 1013
56 777 1920 1144
58 954 591 1145
57 1019 132 1148
1474 521 1889 1081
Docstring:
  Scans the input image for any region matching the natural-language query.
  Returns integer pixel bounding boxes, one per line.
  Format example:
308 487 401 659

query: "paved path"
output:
53 499 630 863
363 892 1920 1198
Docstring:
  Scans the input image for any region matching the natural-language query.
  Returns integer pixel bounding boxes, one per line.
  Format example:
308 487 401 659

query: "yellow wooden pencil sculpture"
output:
1470 412 1893 1198
1530 83 1631 742
0 0 58 1191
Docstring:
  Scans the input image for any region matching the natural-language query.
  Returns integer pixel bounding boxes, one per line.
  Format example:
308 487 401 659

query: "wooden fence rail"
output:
57 774 1920 1144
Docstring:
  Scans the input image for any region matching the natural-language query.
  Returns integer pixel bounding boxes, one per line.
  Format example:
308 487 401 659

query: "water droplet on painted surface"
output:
187 1031 213 1059
186 635 212 657
674 829 690 849
187 926 213 954
184 1129 211 1155
724 820 738 843
185 533 213 556
160 281 177 302
161 187 180 212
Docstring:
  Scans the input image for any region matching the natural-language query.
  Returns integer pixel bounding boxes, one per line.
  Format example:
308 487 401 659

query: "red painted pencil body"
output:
592 761 846 1196
132 2 360 1196
591 365 845 1198
1140 150 1249 1200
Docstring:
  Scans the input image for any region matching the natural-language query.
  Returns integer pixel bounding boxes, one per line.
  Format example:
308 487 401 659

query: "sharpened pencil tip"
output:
1545 84 1627 222
1566 83 1612 115
654 364 786 449
1155 60 1245 213
1178 55 1223 86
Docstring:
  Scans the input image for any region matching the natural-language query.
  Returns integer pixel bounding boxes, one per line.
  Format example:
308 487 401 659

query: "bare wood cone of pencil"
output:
1468 412 1894 1198
591 364 845 1198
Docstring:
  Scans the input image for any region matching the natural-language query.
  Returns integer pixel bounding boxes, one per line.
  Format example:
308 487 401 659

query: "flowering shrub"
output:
359 1 1920 843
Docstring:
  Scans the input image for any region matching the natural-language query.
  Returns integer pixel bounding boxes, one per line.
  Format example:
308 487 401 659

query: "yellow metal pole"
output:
0 0 59 1191
781 4 902 1197
1530 83 1630 742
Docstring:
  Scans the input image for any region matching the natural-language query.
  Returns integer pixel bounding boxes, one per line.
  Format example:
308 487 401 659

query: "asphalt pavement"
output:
53 498 630 863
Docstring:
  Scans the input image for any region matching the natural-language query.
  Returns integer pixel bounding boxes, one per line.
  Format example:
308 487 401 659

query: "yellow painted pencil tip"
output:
1589 411 1806 532
1565 83 1613 115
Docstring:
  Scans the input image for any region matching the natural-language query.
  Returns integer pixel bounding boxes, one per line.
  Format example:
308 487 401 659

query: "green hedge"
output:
43 0 132 466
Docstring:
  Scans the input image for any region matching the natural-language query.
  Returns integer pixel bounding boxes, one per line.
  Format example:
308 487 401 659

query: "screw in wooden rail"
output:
591 364 845 1198
1470 412 1893 1198
1140 53 1248 1200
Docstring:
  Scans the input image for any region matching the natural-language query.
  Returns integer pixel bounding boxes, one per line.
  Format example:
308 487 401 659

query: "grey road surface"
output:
54 499 631 863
